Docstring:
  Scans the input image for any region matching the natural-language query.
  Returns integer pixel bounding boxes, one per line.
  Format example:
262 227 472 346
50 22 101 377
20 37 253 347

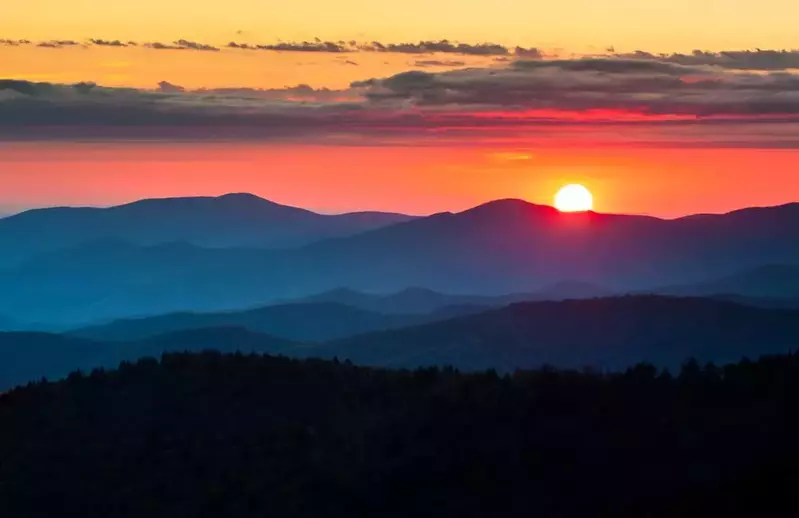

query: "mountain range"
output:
651 264 799 298
279 281 611 314
2 194 799 325
4 295 799 390
69 302 484 342
0 193 414 267
323 296 799 371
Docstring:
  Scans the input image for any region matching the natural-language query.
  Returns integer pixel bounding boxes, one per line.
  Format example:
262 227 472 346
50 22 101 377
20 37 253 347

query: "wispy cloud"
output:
9 36 799 73
145 40 220 51
413 60 467 68
89 39 135 47
157 81 186 93
361 40 511 56
36 40 81 48
0 39 31 46
614 49 799 71
225 39 542 57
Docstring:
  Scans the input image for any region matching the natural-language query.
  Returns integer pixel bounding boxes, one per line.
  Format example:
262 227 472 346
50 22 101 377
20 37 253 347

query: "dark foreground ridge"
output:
2 351 798 517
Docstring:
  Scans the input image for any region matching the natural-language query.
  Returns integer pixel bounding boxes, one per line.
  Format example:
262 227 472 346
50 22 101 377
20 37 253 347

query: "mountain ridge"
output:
2 197 799 323
0 192 416 267
4 295 799 390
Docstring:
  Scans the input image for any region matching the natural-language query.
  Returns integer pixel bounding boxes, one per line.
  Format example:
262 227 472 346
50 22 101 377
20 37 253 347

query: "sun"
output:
554 184 593 212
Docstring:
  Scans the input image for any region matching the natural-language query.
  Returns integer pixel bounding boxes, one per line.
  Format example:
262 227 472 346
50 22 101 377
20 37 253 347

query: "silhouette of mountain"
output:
710 294 799 310
288 282 611 314
70 302 480 342
291 199 799 294
2 199 799 324
0 193 415 267
653 264 799 298
4 350 799 516
323 296 799 371
0 328 295 390
3 295 799 389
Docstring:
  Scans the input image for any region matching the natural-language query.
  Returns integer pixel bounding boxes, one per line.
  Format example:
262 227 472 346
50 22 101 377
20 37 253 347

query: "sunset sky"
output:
3 1 799 216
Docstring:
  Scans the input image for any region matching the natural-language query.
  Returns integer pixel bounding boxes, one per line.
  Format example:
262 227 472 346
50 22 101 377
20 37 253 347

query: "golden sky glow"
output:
2 142 799 218
5 0 799 53
0 45 492 89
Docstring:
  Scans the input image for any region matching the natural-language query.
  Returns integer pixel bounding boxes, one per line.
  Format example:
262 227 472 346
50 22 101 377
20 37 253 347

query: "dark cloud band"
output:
4 55 799 148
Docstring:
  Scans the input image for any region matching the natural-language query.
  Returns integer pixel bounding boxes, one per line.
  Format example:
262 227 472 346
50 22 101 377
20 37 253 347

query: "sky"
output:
3 1 799 216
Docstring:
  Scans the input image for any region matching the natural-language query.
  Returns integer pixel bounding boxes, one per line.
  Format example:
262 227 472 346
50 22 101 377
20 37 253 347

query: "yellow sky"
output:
0 45 496 89
4 0 799 53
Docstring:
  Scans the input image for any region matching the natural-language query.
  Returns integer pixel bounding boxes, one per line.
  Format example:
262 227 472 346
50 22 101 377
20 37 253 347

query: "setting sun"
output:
554 184 594 212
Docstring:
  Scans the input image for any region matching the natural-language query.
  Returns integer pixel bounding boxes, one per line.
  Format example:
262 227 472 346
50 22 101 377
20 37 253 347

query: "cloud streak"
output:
10 36 799 72
0 39 31 46
615 49 799 70
90 39 135 47
413 60 467 68
36 40 81 48
145 40 220 51
222 39 542 57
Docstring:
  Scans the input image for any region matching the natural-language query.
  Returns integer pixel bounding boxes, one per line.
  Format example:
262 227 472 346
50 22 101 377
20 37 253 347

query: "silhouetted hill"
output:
292 199 799 294
70 302 475 342
653 264 799 298
0 193 414 266
289 282 611 314
4 295 799 389
0 328 294 390
710 294 799 310
324 296 799 371
2 199 799 324
2 351 799 517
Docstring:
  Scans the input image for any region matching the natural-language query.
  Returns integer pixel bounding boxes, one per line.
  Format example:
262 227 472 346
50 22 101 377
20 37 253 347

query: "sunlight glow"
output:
554 184 593 212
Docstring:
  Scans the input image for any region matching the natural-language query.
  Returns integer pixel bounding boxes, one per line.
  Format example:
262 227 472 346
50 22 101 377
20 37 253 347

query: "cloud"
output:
514 47 544 59
0 80 363 138
193 83 357 102
36 40 81 48
413 60 467 68
145 40 219 51
226 38 541 57
13 35 799 72
227 42 257 50
355 57 799 119
362 40 509 56
237 40 349 52
157 81 186 93
5 56 799 149
0 39 31 46
174 39 219 52
615 49 799 71
89 39 132 47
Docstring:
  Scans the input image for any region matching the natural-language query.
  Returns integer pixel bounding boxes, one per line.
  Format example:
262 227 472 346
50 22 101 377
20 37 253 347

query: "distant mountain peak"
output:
214 192 286 206
217 192 265 200
462 198 555 213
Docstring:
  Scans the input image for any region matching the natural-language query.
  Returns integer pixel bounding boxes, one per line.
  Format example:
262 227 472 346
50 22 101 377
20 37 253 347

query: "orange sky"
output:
3 1 799 216
2 142 798 217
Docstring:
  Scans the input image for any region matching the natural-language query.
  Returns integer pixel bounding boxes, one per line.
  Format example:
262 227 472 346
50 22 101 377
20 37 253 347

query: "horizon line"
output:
2 191 797 221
